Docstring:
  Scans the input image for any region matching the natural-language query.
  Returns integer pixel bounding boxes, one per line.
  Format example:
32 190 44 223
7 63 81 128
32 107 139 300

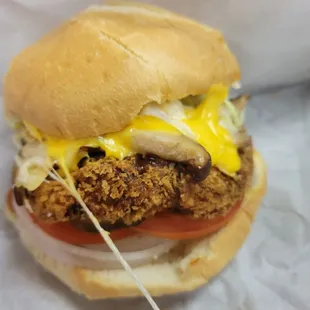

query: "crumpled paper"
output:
1 1 310 309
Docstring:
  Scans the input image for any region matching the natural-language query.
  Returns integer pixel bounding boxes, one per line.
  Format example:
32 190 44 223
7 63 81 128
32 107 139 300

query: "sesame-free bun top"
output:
3 2 240 139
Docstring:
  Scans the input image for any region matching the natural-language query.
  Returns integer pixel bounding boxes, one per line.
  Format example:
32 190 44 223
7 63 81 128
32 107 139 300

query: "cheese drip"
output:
185 85 241 172
24 84 240 175
24 116 177 172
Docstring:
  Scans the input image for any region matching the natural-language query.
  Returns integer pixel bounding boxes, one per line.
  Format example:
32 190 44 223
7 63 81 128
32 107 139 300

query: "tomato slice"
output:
7 190 135 245
30 216 135 245
132 201 242 240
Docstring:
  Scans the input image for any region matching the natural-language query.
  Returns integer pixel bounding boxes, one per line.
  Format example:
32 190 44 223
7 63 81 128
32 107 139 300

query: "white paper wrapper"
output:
1 1 310 309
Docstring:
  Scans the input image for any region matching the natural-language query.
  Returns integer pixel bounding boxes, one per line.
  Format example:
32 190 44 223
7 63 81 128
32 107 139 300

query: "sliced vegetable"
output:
15 142 51 191
132 200 242 240
15 156 50 191
13 200 178 271
140 101 195 139
232 95 250 111
30 216 135 245
219 95 250 147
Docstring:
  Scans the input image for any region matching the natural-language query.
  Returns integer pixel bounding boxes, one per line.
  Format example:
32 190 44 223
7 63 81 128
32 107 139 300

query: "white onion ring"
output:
13 199 178 270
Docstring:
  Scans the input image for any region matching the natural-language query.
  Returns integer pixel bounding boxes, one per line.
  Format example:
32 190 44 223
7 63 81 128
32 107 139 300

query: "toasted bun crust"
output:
3 3 240 139
5 152 266 299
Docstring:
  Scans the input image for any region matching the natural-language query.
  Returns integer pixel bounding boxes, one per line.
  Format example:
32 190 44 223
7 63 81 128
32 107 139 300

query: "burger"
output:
3 2 266 305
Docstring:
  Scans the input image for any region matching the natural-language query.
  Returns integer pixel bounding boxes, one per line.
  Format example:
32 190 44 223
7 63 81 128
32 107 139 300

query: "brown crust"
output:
5 152 266 299
3 3 240 138
29 144 252 225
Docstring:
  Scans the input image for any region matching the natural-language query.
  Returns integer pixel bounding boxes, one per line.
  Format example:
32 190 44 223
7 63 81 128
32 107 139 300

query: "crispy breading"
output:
29 145 253 226
179 143 253 218
30 156 179 225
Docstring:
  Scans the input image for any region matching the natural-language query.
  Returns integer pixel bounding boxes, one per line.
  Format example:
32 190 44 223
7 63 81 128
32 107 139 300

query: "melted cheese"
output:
24 84 240 175
24 116 176 172
185 85 241 172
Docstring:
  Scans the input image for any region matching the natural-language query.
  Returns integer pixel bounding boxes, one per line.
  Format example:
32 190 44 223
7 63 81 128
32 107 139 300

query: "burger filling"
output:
27 144 253 228
11 85 253 242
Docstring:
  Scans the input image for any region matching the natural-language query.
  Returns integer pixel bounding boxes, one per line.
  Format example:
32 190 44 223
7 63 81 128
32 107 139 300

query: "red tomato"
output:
30 216 135 245
132 201 242 240
7 189 135 245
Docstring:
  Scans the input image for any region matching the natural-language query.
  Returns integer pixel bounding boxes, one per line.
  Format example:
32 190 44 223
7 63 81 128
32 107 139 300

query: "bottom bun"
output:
5 152 266 299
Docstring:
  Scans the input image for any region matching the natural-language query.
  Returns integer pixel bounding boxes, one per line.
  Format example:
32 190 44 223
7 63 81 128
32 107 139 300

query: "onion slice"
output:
13 200 178 270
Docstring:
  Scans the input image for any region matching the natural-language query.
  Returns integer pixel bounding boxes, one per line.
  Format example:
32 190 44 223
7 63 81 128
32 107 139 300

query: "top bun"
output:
3 2 240 139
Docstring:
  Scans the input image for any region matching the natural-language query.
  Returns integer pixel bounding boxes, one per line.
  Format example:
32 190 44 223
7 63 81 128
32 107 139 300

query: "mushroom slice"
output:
131 130 211 182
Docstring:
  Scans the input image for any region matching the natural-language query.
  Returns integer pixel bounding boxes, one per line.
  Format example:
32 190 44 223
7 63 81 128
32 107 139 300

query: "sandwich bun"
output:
3 3 240 139
5 152 266 299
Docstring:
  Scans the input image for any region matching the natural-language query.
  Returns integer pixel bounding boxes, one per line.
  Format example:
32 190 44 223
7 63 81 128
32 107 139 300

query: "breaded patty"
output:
179 143 253 218
29 144 253 227
30 156 179 226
